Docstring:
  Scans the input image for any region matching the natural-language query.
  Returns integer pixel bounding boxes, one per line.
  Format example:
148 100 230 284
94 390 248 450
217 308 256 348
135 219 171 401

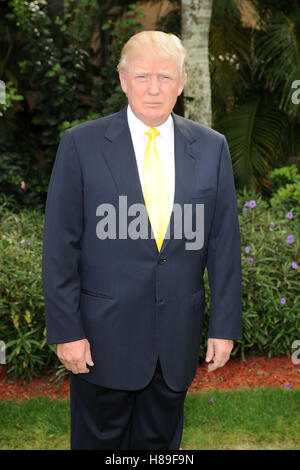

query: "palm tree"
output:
209 0 300 193
181 0 213 127
255 9 300 156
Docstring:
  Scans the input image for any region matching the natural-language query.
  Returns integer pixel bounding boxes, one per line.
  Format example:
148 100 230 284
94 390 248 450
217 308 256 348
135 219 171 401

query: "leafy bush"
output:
269 164 300 210
0 196 58 379
0 186 299 379
238 188 298 358
0 150 50 209
1 1 144 209
0 81 24 116
201 187 299 360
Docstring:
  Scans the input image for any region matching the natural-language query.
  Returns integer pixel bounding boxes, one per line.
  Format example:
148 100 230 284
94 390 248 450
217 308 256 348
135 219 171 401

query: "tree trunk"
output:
181 0 213 127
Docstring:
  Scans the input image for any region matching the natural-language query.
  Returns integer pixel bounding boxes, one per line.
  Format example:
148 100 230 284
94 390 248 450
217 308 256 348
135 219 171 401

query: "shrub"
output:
1 2 144 209
269 165 300 211
0 197 58 379
0 186 299 379
0 150 50 209
201 187 300 360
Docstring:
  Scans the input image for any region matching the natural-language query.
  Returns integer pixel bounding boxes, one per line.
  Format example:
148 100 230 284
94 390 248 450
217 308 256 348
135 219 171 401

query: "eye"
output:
161 75 172 82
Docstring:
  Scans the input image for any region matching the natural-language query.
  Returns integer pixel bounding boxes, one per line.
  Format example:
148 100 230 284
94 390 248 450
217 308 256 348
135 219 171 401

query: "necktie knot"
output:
145 128 160 140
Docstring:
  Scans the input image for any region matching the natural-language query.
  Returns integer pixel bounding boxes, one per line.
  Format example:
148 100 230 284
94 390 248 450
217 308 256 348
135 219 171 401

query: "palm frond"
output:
255 11 300 114
216 96 287 189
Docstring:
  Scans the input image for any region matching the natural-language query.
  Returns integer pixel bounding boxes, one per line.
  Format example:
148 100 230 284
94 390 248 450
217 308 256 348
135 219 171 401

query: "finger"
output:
207 354 230 372
207 359 223 372
205 342 215 363
62 360 76 373
207 362 217 372
85 345 94 367
74 360 90 374
62 358 84 374
57 352 66 366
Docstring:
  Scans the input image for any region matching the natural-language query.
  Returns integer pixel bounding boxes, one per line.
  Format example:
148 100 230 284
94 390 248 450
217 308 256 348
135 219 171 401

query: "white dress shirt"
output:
127 104 175 215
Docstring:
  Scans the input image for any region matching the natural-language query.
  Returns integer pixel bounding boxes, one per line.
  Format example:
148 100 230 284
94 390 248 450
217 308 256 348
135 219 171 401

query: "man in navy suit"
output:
42 31 242 450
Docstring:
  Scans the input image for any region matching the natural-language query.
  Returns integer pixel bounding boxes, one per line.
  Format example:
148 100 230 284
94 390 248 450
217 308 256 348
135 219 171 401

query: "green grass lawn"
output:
0 388 299 450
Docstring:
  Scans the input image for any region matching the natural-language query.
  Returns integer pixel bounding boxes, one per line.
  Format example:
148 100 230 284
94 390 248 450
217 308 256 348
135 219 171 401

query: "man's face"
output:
119 55 184 127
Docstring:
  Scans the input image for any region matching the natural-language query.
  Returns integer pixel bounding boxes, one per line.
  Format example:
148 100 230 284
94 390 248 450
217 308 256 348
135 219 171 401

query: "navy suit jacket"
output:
42 105 242 392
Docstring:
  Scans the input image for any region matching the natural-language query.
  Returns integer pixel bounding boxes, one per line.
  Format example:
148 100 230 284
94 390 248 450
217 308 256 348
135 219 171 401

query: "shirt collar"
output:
127 104 173 140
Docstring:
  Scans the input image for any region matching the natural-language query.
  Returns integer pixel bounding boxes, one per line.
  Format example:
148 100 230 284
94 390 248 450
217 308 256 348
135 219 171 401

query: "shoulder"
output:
172 113 225 145
63 109 122 142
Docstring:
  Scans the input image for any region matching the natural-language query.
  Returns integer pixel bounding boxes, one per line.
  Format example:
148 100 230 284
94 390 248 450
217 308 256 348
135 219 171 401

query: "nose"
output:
148 76 160 95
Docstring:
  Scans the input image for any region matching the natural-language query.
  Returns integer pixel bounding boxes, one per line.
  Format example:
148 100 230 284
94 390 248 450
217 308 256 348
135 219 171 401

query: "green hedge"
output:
0 196 56 379
204 187 299 360
0 184 299 379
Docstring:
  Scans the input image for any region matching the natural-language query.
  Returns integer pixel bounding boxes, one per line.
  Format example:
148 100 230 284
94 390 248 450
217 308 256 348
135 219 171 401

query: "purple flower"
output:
249 200 256 208
284 382 291 389
244 202 249 207
269 222 276 228
247 257 254 265
285 212 293 219
286 235 294 244
291 262 298 269
280 297 286 305
245 246 250 254
243 207 248 212
26 241 31 245
15 249 19 252
208 397 215 403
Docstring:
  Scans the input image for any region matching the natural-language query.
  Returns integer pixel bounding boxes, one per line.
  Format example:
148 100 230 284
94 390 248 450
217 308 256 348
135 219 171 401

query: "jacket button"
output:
158 258 167 264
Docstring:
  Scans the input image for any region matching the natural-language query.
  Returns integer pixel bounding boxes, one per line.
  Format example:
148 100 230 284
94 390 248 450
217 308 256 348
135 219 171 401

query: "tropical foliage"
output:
0 180 298 379
158 0 300 192
210 0 300 193
0 1 299 380
0 0 144 207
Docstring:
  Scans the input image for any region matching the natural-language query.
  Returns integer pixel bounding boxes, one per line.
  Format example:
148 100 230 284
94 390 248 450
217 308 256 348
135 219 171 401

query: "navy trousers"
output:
70 358 188 450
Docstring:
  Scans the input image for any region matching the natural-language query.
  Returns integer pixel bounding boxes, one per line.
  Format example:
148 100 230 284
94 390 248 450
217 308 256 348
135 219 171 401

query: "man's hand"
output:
56 338 94 374
205 338 233 372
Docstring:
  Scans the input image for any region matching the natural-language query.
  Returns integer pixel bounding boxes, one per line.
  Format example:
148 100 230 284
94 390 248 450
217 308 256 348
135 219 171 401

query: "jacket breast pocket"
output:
80 288 115 301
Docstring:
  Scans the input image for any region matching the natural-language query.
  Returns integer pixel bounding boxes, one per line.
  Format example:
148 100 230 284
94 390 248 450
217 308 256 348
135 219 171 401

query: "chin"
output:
143 110 167 125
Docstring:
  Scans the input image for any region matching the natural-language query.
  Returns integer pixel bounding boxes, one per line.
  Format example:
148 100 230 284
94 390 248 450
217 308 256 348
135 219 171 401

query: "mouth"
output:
144 103 162 107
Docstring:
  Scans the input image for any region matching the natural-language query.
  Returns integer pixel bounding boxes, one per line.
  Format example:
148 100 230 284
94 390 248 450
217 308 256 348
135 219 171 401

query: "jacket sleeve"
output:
42 129 86 345
206 136 242 340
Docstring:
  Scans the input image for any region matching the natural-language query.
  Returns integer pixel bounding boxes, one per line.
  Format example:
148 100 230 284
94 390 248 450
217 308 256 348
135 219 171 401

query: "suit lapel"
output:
101 105 197 256
159 112 197 255
102 106 144 206
102 106 158 254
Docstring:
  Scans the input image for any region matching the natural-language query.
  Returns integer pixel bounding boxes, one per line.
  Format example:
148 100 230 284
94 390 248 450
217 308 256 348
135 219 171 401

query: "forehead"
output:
126 55 179 74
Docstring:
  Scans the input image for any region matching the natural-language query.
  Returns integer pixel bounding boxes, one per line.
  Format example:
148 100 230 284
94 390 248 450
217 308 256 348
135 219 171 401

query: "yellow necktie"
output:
143 128 170 252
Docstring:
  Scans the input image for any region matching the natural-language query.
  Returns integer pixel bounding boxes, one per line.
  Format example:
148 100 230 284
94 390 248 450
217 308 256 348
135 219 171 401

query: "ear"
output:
177 83 184 97
119 70 128 94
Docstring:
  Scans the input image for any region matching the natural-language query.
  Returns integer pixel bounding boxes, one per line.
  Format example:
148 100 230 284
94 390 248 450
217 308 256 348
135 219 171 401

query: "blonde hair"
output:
117 30 187 84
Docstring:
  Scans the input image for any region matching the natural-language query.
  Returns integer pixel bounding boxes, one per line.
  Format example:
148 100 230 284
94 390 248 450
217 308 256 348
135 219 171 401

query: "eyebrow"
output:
134 71 174 76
